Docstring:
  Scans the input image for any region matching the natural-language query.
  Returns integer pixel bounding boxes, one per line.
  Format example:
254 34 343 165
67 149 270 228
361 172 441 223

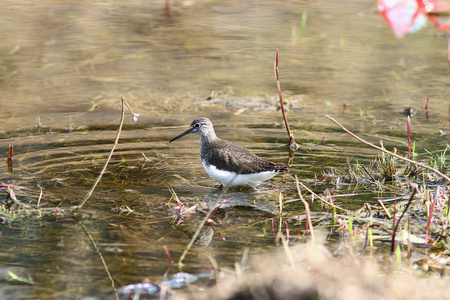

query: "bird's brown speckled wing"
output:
201 138 287 174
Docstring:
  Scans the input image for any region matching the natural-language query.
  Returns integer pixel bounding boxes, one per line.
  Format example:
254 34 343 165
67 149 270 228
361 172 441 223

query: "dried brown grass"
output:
176 239 450 300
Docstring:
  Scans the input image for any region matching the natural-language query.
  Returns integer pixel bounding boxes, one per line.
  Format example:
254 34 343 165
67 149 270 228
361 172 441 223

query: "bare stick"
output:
274 50 296 150
73 98 138 213
37 184 43 207
123 101 140 121
297 180 348 213
295 175 314 244
326 115 450 183
377 199 392 219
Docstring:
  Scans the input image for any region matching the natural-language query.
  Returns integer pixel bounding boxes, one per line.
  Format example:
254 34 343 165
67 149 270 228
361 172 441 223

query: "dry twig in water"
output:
73 97 139 213
274 50 298 151
295 175 314 244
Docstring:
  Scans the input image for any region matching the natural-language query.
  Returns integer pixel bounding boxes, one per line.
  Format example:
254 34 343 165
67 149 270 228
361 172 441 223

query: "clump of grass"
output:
425 146 449 172
0 184 51 223
376 142 398 182
402 161 423 177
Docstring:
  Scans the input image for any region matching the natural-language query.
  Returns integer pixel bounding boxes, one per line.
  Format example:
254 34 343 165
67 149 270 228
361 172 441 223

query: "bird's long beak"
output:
169 127 193 142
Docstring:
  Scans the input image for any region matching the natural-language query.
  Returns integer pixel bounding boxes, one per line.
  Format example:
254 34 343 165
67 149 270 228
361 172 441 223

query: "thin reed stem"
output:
297 180 348 213
295 175 314 244
73 98 138 212
274 50 297 150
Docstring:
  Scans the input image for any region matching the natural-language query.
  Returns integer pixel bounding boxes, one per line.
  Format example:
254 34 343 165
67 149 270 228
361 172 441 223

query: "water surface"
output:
0 0 449 298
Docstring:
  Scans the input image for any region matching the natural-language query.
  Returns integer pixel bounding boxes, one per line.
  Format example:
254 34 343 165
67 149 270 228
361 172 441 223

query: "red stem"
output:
284 221 290 243
163 245 173 263
391 191 416 254
407 116 412 159
425 196 437 244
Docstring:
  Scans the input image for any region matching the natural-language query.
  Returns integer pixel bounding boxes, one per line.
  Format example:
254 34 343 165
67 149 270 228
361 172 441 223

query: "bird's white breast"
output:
202 160 278 188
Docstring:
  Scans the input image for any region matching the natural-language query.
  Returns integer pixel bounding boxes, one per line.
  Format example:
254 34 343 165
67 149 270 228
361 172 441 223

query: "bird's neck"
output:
199 132 218 155
199 131 217 143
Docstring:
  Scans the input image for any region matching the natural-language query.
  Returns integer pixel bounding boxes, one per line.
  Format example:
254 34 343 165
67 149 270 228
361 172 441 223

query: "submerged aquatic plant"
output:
7 270 34 285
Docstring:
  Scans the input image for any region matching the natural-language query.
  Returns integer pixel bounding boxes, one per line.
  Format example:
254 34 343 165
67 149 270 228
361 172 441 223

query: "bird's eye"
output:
194 123 200 128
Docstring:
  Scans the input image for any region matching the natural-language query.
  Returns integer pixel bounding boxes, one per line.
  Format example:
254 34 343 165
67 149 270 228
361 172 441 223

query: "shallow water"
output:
0 0 449 298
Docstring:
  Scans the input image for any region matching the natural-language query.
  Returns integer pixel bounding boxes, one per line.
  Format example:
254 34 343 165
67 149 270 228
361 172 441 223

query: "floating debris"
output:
118 282 159 297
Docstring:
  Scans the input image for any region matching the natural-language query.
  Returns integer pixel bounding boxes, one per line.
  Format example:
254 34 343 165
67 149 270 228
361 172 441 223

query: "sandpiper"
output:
169 117 288 188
